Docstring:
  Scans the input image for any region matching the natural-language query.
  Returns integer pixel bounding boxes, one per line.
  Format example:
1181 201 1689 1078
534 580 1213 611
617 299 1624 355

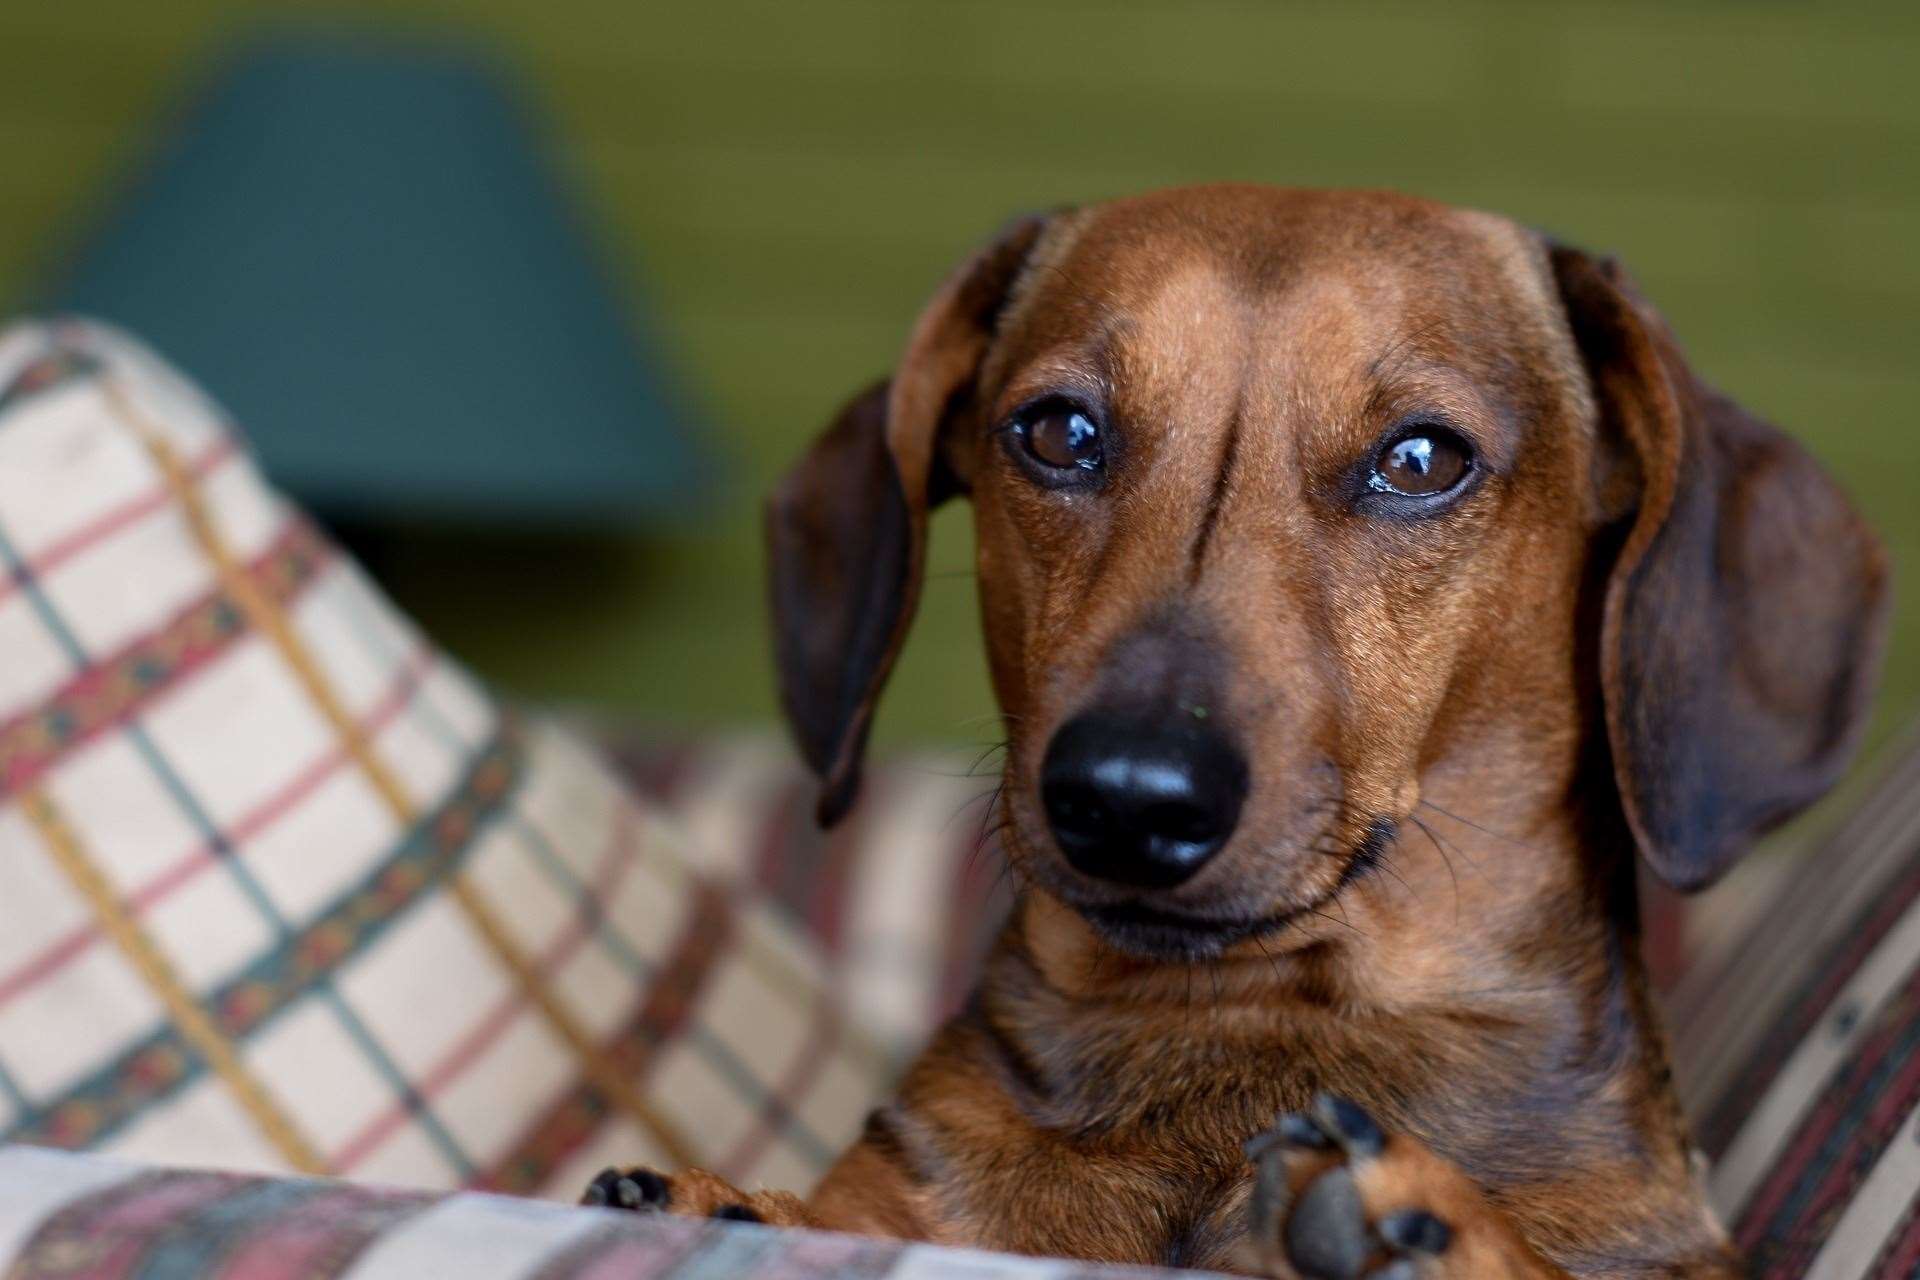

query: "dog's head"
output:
768 186 1887 961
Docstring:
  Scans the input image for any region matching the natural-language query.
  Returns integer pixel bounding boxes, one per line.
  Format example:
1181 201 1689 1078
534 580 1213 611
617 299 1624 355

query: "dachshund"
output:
584 185 1889 1278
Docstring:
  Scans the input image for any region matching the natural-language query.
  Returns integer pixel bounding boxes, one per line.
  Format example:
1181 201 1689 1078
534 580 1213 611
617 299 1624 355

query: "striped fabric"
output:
0 1145 1203 1279
1663 726 1920 1279
0 320 885 1201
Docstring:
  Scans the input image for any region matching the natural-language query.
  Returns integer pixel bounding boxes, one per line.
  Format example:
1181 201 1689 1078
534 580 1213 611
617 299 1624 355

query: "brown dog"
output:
586 186 1889 1278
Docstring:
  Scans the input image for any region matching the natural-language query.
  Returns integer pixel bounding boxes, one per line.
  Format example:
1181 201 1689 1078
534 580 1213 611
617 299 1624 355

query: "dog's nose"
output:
1040 714 1248 888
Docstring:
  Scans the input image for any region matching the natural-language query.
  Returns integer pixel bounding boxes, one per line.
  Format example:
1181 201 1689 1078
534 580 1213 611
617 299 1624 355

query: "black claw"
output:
1312 1093 1385 1158
1280 1110 1336 1149
711 1203 763 1222
1246 1110 1333 1163
583 1167 670 1212
1285 1166 1371 1280
1379 1209 1451 1255
628 1169 671 1209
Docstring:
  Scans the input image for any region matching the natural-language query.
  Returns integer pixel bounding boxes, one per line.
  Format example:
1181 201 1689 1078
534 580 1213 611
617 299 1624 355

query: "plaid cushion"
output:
0 319 885 1199
599 732 1013 1063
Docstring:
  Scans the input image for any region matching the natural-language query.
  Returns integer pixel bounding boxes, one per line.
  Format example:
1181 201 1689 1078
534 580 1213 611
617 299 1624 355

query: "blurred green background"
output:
2 2 1915 754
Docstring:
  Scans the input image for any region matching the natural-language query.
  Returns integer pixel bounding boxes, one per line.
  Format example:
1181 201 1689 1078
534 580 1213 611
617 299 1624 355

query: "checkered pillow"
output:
0 319 884 1199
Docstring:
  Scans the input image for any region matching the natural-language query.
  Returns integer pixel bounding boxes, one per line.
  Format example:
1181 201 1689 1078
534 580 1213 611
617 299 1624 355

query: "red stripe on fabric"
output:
716 987 841 1178
474 875 737 1194
607 882 734 1073
332 988 527 1170
0 646 433 1015
334 807 643 1172
223 647 434 851
1790 1050 1920 1242
1736 961 1920 1255
0 438 237 610
1703 840 1920 1155
0 925 97 1011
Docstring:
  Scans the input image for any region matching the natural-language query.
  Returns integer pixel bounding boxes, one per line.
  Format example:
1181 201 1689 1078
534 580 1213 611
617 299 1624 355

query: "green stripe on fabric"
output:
2 721 523 1152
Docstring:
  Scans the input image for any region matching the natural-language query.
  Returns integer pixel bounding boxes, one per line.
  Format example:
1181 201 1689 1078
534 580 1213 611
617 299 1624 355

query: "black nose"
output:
1040 714 1248 889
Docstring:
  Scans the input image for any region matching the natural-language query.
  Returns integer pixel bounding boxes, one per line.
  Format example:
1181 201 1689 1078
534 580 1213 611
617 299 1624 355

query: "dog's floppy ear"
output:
1550 244 1889 890
766 215 1050 826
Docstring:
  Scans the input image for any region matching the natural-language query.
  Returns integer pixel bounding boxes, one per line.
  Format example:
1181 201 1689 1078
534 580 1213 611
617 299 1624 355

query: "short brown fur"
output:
602 186 1890 1278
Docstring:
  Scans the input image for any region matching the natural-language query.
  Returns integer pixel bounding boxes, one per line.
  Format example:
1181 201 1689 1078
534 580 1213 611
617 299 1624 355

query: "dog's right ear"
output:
1550 243 1890 890
766 215 1051 826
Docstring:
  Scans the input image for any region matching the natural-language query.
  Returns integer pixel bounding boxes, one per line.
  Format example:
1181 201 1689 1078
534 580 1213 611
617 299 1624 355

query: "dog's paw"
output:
1242 1095 1462 1279
580 1166 814 1228
581 1166 676 1213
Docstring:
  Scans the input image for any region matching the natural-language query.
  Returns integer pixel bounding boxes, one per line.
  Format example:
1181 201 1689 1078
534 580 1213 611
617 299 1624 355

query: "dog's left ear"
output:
1550 244 1890 891
766 214 1052 826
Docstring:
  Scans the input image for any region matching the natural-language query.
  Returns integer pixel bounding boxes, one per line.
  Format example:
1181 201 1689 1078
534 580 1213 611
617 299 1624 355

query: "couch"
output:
0 320 1914 1277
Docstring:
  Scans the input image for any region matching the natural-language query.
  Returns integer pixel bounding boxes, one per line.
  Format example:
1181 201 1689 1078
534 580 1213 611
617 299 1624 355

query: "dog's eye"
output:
1016 403 1103 472
1371 430 1471 497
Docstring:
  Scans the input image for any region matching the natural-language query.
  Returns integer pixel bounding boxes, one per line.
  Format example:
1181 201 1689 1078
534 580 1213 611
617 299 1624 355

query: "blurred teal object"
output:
47 29 705 525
